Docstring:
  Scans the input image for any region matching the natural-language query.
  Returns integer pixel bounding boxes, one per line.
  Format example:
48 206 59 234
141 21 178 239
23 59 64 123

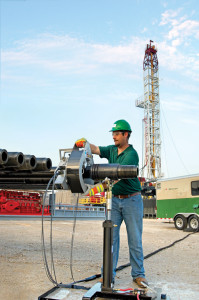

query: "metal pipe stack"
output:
0 148 53 190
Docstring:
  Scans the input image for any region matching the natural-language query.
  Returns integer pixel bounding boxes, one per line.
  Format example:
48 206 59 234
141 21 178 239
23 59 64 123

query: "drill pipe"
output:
34 158 52 172
84 164 138 180
4 152 24 168
0 149 8 165
17 155 37 171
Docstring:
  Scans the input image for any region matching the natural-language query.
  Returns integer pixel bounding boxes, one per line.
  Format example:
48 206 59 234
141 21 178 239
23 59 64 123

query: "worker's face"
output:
112 131 128 147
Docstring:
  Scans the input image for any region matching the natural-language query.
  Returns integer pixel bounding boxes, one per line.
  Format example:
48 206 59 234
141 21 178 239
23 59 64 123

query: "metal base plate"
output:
38 283 170 300
82 282 152 300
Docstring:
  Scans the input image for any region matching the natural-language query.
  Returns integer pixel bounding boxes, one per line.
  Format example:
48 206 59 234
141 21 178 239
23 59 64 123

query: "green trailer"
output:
156 174 199 230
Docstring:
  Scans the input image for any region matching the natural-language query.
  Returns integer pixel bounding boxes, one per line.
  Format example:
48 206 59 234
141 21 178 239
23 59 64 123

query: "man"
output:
76 119 148 288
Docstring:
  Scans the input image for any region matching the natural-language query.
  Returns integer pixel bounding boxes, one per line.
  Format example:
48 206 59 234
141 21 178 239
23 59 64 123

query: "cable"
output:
68 230 197 287
41 168 59 285
41 170 84 287
50 171 58 283
41 174 55 284
69 193 79 282
115 231 196 272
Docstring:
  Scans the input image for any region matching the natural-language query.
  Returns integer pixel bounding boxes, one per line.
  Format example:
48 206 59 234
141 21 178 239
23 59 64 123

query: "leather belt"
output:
113 192 141 199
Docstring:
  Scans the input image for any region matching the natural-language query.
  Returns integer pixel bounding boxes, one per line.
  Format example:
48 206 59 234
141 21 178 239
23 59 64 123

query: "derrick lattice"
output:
135 40 161 180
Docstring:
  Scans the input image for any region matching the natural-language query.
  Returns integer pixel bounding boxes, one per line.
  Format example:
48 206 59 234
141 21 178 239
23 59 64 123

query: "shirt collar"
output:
115 144 132 156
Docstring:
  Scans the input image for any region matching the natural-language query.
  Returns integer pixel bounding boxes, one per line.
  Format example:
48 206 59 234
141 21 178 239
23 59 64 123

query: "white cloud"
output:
159 8 183 26
157 39 199 81
168 19 199 40
171 38 182 47
2 31 199 88
2 50 34 64
17 34 82 50
2 35 146 74
159 8 199 48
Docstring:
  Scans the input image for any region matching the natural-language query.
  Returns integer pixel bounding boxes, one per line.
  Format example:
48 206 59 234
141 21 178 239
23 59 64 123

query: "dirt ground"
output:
0 218 198 300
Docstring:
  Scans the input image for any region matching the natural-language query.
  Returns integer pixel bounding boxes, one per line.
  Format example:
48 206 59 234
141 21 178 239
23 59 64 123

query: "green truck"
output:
156 174 199 230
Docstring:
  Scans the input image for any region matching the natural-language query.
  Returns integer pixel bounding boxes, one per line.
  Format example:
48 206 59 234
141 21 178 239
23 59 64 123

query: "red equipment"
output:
0 189 50 215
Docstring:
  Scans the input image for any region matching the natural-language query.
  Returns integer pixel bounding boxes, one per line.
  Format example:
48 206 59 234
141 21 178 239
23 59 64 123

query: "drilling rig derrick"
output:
136 40 161 181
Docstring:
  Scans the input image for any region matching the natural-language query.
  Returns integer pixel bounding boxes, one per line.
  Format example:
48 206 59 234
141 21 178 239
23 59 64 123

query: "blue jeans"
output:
111 194 145 280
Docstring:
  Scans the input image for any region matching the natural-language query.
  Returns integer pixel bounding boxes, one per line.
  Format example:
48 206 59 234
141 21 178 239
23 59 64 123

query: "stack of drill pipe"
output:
0 149 53 190
0 169 55 190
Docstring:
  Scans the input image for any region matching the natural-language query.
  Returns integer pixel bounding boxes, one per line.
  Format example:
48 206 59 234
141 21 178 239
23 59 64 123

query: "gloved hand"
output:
75 138 87 148
88 183 104 196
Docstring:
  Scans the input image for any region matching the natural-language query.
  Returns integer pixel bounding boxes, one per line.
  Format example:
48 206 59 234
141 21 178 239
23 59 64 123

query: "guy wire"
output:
161 103 190 175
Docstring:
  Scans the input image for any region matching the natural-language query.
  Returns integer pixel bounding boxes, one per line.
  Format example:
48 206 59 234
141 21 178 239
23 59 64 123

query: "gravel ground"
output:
0 218 198 300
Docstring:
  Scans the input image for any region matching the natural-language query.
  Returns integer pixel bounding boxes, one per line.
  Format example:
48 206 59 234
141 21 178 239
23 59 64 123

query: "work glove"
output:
88 183 104 196
75 138 87 148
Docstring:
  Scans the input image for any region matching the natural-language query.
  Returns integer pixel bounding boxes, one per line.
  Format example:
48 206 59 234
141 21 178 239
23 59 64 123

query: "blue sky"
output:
1 0 199 178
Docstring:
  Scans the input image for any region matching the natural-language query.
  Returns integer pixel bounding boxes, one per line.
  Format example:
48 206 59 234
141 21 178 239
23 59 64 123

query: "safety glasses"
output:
112 131 123 137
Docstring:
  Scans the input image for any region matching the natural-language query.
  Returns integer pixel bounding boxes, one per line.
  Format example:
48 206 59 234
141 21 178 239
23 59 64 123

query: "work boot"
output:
133 277 149 288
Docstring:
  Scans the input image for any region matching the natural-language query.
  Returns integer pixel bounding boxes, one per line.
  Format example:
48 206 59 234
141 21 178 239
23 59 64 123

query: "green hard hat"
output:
110 119 132 132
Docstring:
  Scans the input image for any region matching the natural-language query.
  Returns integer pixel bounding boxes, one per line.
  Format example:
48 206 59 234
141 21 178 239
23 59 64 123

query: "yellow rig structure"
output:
79 195 106 205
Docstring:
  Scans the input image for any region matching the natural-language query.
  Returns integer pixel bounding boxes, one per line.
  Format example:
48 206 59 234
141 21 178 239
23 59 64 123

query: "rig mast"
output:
136 40 161 180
